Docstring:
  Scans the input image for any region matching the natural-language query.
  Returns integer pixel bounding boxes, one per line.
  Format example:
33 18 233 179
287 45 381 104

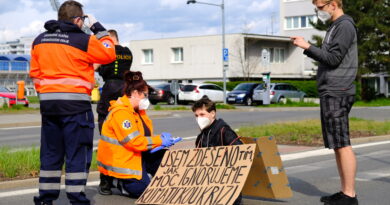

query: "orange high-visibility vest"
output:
97 95 162 179
30 23 116 100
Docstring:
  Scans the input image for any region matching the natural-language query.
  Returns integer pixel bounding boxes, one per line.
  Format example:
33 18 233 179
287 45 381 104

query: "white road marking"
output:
0 126 41 130
0 122 99 130
0 181 99 198
282 140 390 162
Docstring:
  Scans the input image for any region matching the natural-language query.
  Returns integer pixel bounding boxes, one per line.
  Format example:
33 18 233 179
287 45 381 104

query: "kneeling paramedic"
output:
97 71 181 198
192 96 243 205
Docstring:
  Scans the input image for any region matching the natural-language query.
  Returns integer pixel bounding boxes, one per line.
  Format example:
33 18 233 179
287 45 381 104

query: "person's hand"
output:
151 137 183 153
160 132 174 147
291 36 311 50
85 14 97 28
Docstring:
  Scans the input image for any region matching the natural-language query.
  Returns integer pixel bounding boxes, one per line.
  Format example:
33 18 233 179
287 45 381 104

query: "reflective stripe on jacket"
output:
97 95 162 179
29 20 116 96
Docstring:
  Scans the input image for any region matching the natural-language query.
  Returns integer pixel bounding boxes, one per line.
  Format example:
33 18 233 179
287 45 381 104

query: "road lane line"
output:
0 181 99 198
282 140 390 161
0 126 41 130
0 122 99 130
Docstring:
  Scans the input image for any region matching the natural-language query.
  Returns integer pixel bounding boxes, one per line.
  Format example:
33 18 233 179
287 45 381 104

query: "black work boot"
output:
34 197 52 205
323 192 358 205
98 173 113 195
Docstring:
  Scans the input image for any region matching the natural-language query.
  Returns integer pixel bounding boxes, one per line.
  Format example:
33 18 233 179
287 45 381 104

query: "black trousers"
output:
97 80 124 133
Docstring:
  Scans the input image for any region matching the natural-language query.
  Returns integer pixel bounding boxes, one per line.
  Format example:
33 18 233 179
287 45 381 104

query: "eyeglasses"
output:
314 2 330 12
73 15 88 21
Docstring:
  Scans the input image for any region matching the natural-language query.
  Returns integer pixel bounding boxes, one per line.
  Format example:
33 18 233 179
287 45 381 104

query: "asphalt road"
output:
1 106 390 148
1 140 389 205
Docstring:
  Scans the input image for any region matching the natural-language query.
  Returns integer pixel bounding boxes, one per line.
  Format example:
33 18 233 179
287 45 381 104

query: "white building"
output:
129 33 311 84
280 0 325 72
0 36 34 55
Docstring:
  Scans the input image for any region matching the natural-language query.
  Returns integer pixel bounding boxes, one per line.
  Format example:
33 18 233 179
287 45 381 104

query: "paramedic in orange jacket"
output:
97 71 180 198
29 1 116 205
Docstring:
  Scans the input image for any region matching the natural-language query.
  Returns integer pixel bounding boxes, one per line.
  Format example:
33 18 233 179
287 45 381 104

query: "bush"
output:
27 96 40 103
216 103 236 109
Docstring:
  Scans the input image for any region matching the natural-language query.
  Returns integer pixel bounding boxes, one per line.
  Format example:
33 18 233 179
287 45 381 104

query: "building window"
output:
293 17 299 28
285 15 316 29
286 18 292 29
171 47 183 63
301 16 307 27
265 48 285 63
142 49 153 64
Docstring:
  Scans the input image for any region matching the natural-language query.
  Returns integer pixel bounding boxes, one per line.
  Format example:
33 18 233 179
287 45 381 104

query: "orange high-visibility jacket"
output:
97 95 163 179
30 20 116 97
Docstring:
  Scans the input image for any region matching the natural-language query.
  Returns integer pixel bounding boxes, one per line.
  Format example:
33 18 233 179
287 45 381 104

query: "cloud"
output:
248 0 274 12
160 0 185 9
0 0 55 42
0 0 280 44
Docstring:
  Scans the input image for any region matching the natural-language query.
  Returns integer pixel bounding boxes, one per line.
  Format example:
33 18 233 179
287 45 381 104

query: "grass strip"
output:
257 99 319 107
237 117 390 146
0 104 39 114
354 98 390 107
153 105 189 110
27 96 40 104
0 148 98 181
153 103 236 111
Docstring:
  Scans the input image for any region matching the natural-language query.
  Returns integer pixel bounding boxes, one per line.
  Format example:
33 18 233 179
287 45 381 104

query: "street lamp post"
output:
187 0 227 103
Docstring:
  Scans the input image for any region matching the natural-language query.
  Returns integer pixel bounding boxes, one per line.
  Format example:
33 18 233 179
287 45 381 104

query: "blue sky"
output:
0 0 279 44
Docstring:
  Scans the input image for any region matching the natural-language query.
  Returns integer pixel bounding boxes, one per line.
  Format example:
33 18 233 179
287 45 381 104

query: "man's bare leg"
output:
334 146 357 197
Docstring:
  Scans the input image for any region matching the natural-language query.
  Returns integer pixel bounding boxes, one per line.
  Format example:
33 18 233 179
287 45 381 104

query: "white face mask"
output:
139 98 150 110
317 10 331 23
197 117 211 130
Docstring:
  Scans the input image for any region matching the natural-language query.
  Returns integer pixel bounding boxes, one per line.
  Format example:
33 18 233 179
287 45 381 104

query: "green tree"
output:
310 0 390 74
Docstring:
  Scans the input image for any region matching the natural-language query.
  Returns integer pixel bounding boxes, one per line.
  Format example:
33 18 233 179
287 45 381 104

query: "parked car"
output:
149 83 183 105
178 83 224 104
253 83 306 103
226 83 261 106
0 86 29 107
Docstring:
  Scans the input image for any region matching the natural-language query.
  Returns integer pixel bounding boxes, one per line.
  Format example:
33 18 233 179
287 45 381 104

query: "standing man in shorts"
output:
291 0 358 205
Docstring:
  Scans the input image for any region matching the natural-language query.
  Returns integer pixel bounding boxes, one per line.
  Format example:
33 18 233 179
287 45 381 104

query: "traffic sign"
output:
223 48 229 62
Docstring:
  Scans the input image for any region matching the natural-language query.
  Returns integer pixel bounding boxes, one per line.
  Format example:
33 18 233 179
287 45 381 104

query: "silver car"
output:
253 83 306 103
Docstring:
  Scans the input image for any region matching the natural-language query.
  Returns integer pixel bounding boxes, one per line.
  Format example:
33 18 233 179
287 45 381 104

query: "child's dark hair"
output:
123 71 149 96
191 96 216 113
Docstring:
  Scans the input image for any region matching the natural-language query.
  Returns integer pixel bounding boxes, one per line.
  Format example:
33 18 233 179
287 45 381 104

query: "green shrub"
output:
27 96 40 103
216 103 236 109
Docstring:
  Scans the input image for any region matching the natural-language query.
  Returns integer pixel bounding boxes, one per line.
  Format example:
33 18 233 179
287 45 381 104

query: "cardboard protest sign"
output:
241 136 293 199
136 144 256 205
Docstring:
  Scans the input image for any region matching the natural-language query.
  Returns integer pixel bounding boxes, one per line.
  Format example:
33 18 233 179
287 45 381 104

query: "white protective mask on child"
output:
197 117 211 130
139 98 150 110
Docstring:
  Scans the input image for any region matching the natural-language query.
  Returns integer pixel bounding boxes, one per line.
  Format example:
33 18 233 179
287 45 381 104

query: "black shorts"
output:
320 95 355 149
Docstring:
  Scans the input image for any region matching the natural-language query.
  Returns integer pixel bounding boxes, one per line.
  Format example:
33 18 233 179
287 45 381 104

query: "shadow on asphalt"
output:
288 176 329 197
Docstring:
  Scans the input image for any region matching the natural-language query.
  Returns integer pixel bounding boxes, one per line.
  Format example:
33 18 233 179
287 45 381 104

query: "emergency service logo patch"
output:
102 42 111 48
122 120 132 130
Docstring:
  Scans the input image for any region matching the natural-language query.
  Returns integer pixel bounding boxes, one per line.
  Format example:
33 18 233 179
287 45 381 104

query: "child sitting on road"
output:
192 96 243 205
